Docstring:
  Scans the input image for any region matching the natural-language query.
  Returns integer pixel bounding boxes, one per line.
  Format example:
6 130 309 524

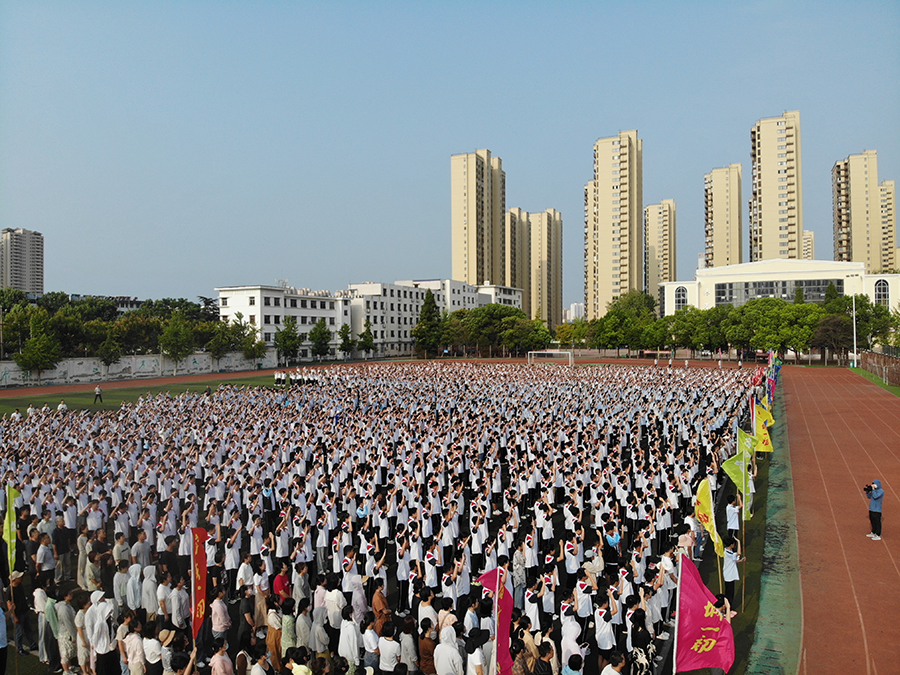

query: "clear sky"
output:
1 1 898 306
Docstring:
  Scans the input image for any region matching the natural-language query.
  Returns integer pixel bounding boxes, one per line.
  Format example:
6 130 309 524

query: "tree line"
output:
553 285 899 364
411 289 552 357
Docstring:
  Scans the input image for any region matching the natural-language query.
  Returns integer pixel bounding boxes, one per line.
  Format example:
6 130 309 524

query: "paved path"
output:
783 366 900 675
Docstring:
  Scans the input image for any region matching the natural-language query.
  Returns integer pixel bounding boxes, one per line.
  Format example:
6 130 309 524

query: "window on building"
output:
329 317 335 325
249 315 256 324
273 298 281 307
221 298 228 307
290 299 297 308
273 315 281 325
264 315 271 324
249 297 256 306
874 279 889 306
329 301 335 310
301 316 307 324
264 297 271 306
675 286 688 311
264 333 271 342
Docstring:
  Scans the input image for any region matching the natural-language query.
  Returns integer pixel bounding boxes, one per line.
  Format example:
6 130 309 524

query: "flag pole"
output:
672 551 683 675
493 568 500 675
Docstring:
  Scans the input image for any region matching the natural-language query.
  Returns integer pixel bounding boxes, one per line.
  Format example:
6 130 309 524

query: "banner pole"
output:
717 551 723 594
672 552 683 674
493 568 500 675
190 529 196 638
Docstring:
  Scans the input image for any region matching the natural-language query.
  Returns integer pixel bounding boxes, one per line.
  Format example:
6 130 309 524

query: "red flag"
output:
190 528 209 639
476 567 513 675
675 556 735 672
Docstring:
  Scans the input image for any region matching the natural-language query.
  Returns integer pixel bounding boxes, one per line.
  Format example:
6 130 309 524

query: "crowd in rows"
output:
1 362 753 675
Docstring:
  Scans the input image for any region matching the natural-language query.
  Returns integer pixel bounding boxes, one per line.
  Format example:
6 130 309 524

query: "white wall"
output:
0 349 279 387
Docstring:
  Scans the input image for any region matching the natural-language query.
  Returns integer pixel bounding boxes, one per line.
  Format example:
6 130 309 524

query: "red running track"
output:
783 367 900 675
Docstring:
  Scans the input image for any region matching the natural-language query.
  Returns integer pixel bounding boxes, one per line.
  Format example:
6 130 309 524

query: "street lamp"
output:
852 294 857 368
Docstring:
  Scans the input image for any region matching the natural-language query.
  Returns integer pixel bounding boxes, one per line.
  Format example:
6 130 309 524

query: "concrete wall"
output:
0 349 278 387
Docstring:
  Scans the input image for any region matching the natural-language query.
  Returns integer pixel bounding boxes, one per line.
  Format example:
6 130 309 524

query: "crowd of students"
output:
1 361 753 675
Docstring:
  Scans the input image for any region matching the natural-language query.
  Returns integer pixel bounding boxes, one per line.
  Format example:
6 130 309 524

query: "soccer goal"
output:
527 350 574 366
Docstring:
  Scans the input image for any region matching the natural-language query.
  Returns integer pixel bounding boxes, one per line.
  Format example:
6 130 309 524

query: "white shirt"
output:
378 637 401 672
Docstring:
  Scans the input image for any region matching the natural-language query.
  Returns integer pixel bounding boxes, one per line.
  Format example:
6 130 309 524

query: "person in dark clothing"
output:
865 479 885 540
236 585 257 655
8 572 37 654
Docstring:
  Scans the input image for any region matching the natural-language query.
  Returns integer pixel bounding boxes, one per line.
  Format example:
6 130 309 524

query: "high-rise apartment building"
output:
879 179 896 271
802 231 815 260
704 164 743 268
527 209 563 328
450 150 506 286
584 130 643 319
749 111 803 261
832 150 882 272
644 200 676 310
502 207 563 327
0 228 44 294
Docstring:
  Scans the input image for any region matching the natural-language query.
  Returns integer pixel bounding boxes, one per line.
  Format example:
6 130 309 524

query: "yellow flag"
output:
695 478 724 557
756 403 775 429
4 484 20 573
755 413 773 452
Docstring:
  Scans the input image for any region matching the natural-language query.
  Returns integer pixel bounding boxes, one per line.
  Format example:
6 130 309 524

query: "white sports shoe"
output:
866 533 876 538
872 536 882 541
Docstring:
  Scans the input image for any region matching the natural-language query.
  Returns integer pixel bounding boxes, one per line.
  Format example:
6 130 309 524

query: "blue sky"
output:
1 1 898 306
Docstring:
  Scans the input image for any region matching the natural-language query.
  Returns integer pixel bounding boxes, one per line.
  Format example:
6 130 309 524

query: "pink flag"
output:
477 567 514 675
675 556 735 673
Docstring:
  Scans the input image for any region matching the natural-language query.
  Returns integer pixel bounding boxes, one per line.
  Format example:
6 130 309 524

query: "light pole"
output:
852 293 857 368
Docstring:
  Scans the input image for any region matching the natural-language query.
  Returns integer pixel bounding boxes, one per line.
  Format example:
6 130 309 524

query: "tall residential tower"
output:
0 228 44 294
584 130 643 319
450 149 506 286
644 200 676 310
881 180 897 270
749 111 803 261
704 164 743 268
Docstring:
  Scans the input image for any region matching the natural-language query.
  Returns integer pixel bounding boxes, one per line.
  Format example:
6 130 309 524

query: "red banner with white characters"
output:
477 567 514 675
191 528 209 639
675 555 735 672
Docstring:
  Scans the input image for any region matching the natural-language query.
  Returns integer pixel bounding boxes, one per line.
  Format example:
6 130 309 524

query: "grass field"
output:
849 366 900 398
0 374 277 417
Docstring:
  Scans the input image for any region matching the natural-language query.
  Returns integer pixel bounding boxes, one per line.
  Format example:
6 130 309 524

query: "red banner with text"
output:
191 528 209 639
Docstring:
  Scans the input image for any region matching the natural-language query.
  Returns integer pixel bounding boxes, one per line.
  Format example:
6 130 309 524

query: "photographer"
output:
864 480 884 541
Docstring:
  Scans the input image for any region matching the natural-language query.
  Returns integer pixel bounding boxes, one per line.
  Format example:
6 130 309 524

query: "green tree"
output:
411 289 442 357
3 304 47 354
197 296 221 322
113 313 163 355
793 286 805 304
555 323 575 347
441 310 469 356
641 315 673 353
357 319 375 359
14 332 62 383
812 314 853 365
97 334 124 372
49 305 86 357
274 315 303 365
36 291 70 316
138 298 204 322
206 320 236 366
338 323 355 359
823 282 842 314
72 297 119 322
781 302 824 362
81 319 109 356
308 319 332 361
0 287 27 313
158 311 195 375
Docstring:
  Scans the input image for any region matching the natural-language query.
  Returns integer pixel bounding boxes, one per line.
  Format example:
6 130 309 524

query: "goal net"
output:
527 350 574 366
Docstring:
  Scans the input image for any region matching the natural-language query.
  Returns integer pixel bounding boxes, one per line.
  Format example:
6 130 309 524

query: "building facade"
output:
644 199 676 312
704 164 743 268
450 150 506 286
216 285 351 357
584 130 643 319
832 150 884 272
749 111 803 262
217 280 523 359
660 259 899 315
0 228 44 294
879 179 896 271
802 231 815 260
501 207 563 326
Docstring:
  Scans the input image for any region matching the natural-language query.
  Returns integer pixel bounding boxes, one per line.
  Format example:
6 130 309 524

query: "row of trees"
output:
411 290 552 357
552 285 898 363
